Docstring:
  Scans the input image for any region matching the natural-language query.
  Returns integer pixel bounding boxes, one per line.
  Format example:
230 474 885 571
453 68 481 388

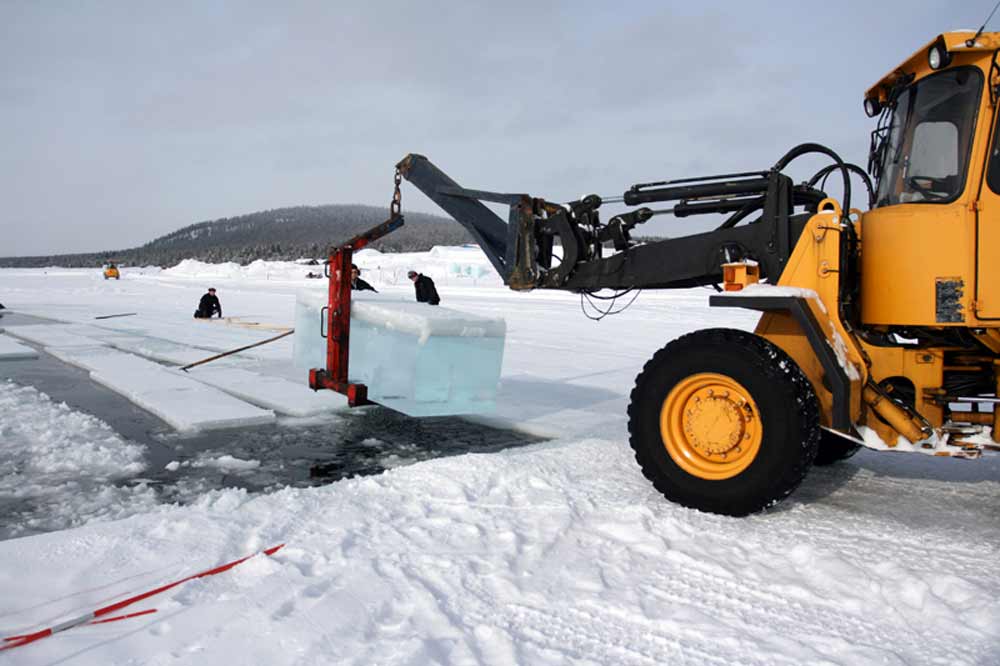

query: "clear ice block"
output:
293 290 505 416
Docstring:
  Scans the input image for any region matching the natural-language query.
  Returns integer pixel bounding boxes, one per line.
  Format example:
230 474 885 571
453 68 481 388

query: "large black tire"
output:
627 328 820 516
813 429 861 466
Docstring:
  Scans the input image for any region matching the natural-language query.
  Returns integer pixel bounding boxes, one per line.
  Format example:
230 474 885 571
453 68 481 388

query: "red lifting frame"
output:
308 215 404 405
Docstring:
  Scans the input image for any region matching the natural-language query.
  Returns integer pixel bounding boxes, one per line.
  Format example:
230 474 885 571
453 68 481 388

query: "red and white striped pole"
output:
2 544 284 652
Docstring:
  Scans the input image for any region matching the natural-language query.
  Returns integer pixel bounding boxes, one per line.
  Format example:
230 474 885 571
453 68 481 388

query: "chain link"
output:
391 167 402 217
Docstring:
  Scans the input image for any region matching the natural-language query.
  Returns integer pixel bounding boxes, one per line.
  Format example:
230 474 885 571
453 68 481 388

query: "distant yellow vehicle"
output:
103 264 120 280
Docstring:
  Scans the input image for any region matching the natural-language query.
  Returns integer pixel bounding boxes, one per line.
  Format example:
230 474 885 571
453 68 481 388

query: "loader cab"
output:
860 32 1000 324
868 66 981 207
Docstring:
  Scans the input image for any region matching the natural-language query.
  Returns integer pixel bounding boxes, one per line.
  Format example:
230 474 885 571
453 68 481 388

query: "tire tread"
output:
627 328 820 516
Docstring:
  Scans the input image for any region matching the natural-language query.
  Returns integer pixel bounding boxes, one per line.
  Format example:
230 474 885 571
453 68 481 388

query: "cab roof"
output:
865 31 1000 102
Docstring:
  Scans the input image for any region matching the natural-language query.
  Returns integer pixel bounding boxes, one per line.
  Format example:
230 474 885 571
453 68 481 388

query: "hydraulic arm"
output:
313 31 1000 518
397 144 858 293
382 31 1000 517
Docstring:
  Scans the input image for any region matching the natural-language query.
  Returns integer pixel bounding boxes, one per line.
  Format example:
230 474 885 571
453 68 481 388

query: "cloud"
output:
0 1 974 255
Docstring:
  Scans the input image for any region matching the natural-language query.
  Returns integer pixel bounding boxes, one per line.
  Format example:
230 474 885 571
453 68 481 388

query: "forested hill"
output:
0 204 475 268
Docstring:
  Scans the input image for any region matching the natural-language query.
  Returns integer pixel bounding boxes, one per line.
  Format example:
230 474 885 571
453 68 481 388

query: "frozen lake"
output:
0 313 543 540
0 261 997 665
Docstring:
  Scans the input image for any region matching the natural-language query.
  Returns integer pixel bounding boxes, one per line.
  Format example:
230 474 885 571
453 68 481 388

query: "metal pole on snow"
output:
180 329 294 372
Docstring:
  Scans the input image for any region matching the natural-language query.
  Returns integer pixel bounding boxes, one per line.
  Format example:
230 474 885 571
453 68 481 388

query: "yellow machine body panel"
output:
860 203 976 325
974 76 1000 319
103 266 120 279
979 195 1000 318
755 202 867 427
861 36 999 325
857 342 946 427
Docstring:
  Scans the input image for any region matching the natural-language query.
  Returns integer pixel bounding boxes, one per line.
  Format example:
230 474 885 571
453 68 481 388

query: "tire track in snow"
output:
642 563 893 657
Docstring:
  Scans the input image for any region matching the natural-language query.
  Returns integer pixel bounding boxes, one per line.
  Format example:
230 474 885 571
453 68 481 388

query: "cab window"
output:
873 67 982 206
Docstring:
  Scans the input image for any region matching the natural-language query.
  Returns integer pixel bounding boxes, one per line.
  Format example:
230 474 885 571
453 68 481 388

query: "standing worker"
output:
407 270 440 305
351 264 377 292
194 287 223 319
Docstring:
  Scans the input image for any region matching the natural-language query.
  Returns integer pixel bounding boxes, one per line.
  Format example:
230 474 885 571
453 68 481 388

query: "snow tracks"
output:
4 438 995 664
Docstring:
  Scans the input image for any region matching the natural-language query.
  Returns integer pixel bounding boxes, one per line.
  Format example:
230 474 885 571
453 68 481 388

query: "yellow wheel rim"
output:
659 372 762 480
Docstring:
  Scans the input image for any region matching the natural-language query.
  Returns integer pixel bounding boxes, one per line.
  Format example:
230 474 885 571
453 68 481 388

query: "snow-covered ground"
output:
0 256 997 665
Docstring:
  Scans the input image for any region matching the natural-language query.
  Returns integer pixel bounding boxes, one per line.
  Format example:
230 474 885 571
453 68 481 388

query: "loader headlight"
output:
864 97 882 117
928 44 951 70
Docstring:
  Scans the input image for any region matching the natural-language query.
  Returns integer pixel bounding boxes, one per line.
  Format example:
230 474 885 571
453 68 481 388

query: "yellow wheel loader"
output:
319 31 1000 515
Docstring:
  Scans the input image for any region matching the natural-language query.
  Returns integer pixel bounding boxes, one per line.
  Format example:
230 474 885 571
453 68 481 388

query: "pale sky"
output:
0 1 977 256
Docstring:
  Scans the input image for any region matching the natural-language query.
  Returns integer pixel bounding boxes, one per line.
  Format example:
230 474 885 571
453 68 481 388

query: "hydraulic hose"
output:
773 143 852 215
807 163 875 210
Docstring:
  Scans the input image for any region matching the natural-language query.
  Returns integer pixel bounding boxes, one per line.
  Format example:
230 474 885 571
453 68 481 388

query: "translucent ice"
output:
184 366 346 416
294 290 505 416
53 347 275 431
0 334 38 360
4 324 107 349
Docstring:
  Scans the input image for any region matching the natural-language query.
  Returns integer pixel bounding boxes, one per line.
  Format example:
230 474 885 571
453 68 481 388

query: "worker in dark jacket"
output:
194 287 222 318
408 270 440 305
351 264 377 292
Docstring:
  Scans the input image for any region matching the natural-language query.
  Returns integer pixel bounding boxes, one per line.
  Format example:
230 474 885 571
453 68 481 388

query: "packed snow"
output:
0 256 997 665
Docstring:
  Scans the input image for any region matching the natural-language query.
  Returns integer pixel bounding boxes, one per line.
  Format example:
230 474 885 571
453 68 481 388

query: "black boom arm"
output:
396 146 848 293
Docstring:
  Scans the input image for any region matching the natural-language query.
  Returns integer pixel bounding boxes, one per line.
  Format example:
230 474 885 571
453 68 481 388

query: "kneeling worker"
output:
351 264 377 292
194 287 222 319
407 270 440 305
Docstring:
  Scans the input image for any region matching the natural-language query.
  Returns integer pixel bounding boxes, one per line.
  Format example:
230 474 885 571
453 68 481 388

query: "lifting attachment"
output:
308 170 405 405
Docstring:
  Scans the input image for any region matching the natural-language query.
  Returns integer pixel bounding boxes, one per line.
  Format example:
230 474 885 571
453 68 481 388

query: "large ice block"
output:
294 290 505 416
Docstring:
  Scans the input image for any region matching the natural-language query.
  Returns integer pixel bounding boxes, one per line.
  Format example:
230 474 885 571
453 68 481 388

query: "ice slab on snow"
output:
54 347 275 431
184 366 346 416
3 324 106 348
0 334 38 360
3 324 211 366
92 314 292 359
100 333 217 365
294 291 505 416
46 344 118 370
